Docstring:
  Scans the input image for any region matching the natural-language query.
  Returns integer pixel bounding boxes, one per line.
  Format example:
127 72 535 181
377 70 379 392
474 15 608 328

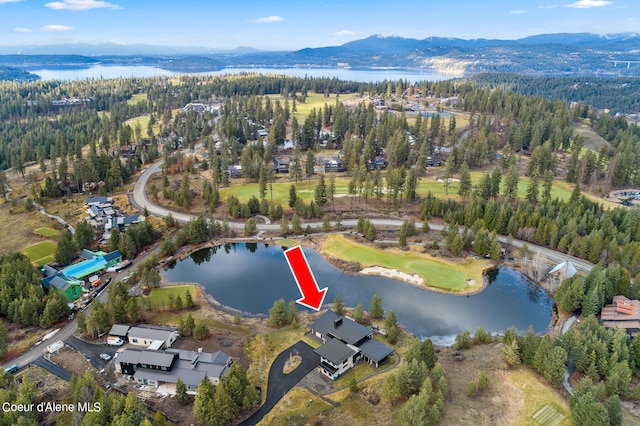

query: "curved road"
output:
239 341 319 426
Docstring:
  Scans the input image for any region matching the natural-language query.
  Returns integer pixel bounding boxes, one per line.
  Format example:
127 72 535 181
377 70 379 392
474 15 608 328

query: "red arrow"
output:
284 245 328 311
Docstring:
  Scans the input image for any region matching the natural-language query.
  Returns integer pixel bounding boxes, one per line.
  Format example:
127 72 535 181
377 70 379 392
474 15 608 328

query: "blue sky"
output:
1 0 638 50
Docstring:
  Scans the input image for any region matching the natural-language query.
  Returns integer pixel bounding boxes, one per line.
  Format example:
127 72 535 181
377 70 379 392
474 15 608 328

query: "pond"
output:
163 243 554 345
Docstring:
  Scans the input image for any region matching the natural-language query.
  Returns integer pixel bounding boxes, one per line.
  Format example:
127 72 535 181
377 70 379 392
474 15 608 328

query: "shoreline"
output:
158 235 557 336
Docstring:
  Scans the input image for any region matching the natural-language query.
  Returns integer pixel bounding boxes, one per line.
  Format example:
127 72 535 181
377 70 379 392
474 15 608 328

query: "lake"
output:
162 243 554 345
30 65 457 83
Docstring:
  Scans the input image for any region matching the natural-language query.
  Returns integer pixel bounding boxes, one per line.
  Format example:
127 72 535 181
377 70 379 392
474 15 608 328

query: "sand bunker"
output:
360 266 425 286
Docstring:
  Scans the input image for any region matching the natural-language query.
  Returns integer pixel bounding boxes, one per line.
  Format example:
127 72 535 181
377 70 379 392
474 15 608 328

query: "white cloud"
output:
566 0 611 8
539 4 559 8
333 29 355 36
510 9 525 14
13 27 31 32
45 0 120 11
41 24 74 31
252 15 284 24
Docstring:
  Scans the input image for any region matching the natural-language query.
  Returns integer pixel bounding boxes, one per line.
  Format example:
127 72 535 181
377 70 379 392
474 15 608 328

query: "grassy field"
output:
145 285 196 308
21 240 56 266
0 202 63 256
34 227 60 237
219 176 351 205
573 120 611 153
322 234 489 293
266 91 359 122
508 367 570 426
127 93 147 105
123 107 180 138
417 171 621 208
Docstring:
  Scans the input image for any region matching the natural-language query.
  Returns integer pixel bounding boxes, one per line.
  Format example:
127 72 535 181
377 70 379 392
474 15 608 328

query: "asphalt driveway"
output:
65 335 119 369
239 340 320 426
32 357 72 382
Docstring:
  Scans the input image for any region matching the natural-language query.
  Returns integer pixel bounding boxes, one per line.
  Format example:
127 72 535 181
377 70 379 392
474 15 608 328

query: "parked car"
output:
4 364 19 374
99 353 112 361
107 337 124 346
47 340 64 354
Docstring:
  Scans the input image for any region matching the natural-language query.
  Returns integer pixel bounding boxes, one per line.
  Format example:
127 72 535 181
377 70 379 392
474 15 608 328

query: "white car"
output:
99 353 112 361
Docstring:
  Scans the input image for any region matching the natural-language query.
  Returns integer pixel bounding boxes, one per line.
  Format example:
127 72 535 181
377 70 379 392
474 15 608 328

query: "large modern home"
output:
116 348 233 393
601 295 640 336
310 310 394 380
84 196 144 244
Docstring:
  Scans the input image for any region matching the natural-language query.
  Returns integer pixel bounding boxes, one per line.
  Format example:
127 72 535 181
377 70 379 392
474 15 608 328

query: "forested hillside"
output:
468 73 640 114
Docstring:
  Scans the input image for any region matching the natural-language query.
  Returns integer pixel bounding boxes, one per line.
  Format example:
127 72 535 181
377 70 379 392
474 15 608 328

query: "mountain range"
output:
1 33 640 78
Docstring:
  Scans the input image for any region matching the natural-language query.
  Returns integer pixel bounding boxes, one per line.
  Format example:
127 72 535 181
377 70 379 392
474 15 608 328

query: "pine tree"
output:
526 172 540 203
333 294 344 316
194 377 215 424
353 303 364 324
503 163 519 201
314 174 327 206
288 184 298 208
175 378 189 405
504 339 521 366
370 293 384 319
458 161 472 199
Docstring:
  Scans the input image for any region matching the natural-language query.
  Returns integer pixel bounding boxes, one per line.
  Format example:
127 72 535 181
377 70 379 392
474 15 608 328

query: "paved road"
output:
0 254 153 372
239 341 320 426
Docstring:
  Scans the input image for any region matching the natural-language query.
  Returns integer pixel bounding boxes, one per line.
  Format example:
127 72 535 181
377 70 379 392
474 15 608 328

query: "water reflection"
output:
163 243 554 340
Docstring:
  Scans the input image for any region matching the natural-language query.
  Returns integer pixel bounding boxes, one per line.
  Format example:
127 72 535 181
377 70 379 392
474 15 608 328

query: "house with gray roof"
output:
127 324 179 349
108 324 131 338
116 348 232 393
310 310 394 380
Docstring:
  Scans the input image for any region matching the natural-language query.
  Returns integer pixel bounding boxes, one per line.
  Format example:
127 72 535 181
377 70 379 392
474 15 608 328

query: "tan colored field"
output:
0 201 62 256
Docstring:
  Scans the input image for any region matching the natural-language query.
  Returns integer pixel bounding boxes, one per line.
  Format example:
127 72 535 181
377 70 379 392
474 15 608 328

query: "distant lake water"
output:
162 243 554 346
31 65 457 83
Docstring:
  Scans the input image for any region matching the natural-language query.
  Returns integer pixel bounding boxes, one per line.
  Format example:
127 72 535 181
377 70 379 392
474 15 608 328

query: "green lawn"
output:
219 177 351 205
21 240 56 266
322 235 488 292
34 227 60 237
127 93 147 105
124 114 152 132
146 285 196 308
267 91 358 121
418 172 581 204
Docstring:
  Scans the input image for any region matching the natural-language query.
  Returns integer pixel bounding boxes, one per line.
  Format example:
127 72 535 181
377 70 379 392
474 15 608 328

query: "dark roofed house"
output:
357 337 395 367
116 348 177 376
272 156 291 173
103 250 123 266
108 324 131 338
310 309 372 345
79 249 97 260
310 310 394 379
40 269 83 302
86 196 109 206
314 338 359 380
116 347 232 392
